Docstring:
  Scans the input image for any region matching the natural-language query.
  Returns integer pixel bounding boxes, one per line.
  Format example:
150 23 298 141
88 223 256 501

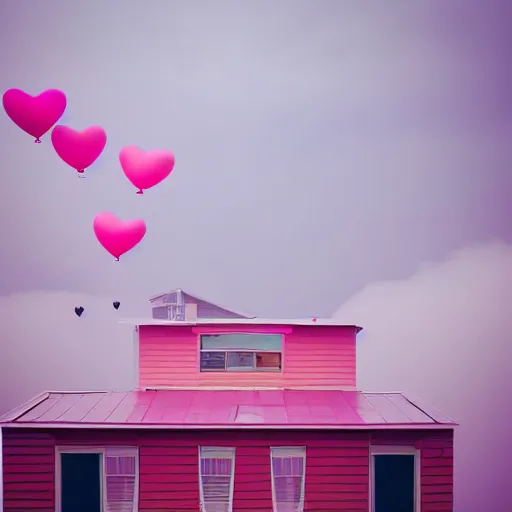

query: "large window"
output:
270 447 306 512
199 447 236 512
199 333 282 372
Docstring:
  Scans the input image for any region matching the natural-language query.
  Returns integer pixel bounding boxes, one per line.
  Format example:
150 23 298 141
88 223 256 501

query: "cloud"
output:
334 240 512 512
0 291 149 415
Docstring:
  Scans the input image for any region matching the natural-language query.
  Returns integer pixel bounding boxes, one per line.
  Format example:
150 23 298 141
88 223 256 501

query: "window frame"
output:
369 445 421 512
104 447 140 511
198 446 236 512
270 446 307 512
55 446 139 512
198 333 284 373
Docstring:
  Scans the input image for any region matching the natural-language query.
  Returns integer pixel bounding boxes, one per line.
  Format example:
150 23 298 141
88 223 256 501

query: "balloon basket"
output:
34 138 41 144
136 190 144 195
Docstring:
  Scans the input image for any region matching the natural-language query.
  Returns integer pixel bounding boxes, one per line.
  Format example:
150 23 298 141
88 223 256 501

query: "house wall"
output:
138 325 357 389
2 427 454 512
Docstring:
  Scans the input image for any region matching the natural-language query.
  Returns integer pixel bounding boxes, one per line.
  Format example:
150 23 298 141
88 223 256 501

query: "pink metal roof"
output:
122 317 363 329
0 390 457 430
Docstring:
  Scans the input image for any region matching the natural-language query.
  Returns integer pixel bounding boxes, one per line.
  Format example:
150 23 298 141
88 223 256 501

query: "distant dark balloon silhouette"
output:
74 306 84 317
113 301 120 310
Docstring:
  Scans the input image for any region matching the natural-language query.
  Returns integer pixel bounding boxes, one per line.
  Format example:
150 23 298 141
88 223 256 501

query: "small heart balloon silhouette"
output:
119 145 175 194
93 212 146 261
113 301 120 310
75 306 84 317
51 125 107 174
2 89 67 143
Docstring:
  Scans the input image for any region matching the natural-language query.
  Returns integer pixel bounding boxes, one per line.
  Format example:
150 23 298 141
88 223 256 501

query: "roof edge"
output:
402 393 459 426
119 317 363 330
0 391 50 423
0 421 457 431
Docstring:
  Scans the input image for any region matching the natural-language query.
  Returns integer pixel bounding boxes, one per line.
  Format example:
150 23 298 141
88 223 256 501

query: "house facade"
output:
0 289 456 512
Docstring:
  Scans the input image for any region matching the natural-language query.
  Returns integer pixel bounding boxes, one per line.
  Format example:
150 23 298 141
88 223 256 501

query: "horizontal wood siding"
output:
139 326 198 388
421 431 454 512
2 431 55 512
284 327 356 388
2 428 454 512
138 325 356 389
232 443 273 511
138 438 200 511
304 432 369 511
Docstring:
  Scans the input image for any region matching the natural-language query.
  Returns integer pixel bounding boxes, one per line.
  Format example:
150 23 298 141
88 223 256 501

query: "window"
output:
105 447 139 512
56 446 139 512
199 447 235 512
200 333 282 372
270 447 306 512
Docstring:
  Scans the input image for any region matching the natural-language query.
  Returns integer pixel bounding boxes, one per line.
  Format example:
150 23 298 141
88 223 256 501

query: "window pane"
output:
118 456 136 475
227 352 254 369
272 456 304 476
201 333 282 351
201 457 232 476
105 456 118 475
106 475 136 501
256 352 281 369
200 351 227 370
274 476 302 503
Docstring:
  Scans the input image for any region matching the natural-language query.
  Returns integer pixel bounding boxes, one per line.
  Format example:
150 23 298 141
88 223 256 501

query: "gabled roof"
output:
149 288 253 318
0 390 457 430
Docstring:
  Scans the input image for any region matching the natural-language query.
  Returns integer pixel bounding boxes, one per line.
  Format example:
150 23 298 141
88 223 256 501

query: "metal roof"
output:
0 390 457 430
149 288 253 318
120 317 363 330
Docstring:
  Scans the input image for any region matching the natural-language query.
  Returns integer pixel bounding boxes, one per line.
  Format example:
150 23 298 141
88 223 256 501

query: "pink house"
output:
0 288 457 512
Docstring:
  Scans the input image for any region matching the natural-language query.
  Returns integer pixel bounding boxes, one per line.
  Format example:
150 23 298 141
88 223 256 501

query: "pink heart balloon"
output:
2 89 67 143
119 145 175 194
93 212 146 261
51 125 107 174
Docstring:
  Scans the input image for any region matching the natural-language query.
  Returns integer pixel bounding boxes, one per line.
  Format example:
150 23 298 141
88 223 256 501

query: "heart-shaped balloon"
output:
113 301 120 310
75 306 84 317
51 125 107 174
3 89 67 143
119 145 175 194
93 212 146 261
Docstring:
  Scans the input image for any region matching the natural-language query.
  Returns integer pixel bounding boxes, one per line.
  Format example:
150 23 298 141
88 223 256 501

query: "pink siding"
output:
138 325 357 389
2 432 55 512
2 428 454 512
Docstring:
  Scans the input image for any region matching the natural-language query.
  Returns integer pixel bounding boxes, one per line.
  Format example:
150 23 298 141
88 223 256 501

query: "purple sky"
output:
1 1 512 511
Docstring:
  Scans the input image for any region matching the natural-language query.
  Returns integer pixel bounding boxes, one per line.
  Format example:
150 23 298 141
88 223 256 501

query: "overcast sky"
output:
1 0 512 317
1 2 512 511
